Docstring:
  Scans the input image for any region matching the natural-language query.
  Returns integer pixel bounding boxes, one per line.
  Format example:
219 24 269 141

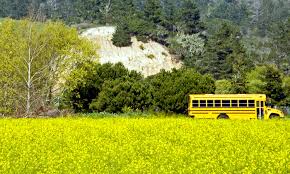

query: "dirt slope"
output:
82 27 182 77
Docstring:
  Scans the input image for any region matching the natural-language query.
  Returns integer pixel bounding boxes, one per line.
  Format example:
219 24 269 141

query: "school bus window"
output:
239 100 248 107
192 100 199 107
261 101 264 107
215 100 221 107
232 100 238 107
222 100 231 107
208 100 214 107
200 100 207 107
248 100 255 107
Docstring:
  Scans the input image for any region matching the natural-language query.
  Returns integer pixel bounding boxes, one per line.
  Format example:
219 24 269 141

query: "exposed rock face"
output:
82 27 182 77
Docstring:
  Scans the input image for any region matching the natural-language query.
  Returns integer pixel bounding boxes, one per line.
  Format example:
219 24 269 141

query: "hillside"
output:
82 27 182 77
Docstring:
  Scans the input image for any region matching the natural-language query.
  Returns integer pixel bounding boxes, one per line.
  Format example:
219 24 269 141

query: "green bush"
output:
147 68 215 114
112 23 132 47
64 62 142 112
146 54 155 59
90 77 153 113
64 62 215 114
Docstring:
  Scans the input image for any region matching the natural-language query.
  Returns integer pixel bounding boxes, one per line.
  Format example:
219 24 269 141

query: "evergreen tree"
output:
246 65 285 105
143 0 163 24
112 21 132 47
162 0 179 32
269 18 290 75
264 66 285 105
177 0 204 34
211 0 250 26
111 0 136 22
204 21 250 80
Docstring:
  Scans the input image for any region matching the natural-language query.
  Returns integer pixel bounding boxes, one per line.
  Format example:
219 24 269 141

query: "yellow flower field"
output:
0 117 289 173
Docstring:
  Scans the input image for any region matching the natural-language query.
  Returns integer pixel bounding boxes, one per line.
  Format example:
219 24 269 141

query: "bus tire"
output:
217 114 229 119
269 114 280 119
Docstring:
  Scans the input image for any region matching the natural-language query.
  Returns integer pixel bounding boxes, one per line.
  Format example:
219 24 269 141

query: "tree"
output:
112 22 132 47
162 0 179 32
215 79 233 94
269 18 290 75
0 19 96 116
90 77 153 113
204 21 251 80
147 68 215 114
64 63 142 112
264 66 285 105
249 0 289 37
282 76 290 107
168 33 205 68
177 0 204 34
210 0 250 26
143 0 163 24
246 65 285 105
111 0 136 22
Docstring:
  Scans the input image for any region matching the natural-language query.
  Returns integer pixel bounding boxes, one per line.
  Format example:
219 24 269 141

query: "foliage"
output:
64 64 215 114
111 0 203 46
168 33 205 68
90 77 153 113
282 76 290 106
64 62 142 112
215 79 233 94
0 118 290 173
147 68 215 114
176 0 204 34
210 0 250 26
269 18 290 74
246 65 285 105
0 0 290 108
204 21 250 79
112 22 132 47
0 18 97 116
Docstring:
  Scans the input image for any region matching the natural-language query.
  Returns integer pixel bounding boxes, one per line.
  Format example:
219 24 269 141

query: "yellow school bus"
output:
188 94 284 120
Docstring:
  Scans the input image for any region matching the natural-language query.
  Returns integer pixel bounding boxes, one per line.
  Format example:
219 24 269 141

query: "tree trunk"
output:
26 47 32 117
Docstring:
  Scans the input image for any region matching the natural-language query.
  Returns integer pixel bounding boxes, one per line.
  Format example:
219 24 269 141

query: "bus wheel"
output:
269 114 280 119
217 114 229 119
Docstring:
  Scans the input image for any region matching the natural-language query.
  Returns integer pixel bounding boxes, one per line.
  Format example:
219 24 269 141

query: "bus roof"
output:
189 94 266 100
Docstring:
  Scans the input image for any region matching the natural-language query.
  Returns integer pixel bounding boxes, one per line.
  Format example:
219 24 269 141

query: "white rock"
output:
81 26 182 77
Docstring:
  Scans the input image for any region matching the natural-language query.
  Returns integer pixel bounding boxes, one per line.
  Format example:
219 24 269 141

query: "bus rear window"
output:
192 100 199 107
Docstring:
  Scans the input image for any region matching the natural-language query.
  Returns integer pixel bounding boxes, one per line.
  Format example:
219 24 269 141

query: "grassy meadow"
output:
0 117 289 173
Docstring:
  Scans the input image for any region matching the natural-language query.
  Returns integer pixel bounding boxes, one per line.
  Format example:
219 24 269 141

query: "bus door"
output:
256 101 265 120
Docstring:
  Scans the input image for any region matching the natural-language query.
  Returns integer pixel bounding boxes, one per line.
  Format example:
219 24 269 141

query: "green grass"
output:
0 117 289 173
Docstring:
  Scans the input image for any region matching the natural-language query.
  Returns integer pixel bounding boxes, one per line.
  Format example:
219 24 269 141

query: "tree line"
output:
0 0 289 115
0 18 289 116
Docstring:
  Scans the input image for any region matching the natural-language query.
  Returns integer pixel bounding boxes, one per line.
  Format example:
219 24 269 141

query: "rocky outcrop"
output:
82 27 182 77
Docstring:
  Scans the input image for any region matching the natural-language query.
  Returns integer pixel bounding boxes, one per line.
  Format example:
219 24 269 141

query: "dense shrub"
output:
90 77 153 113
246 65 285 105
64 62 142 112
147 68 216 114
64 62 215 114
112 22 132 47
